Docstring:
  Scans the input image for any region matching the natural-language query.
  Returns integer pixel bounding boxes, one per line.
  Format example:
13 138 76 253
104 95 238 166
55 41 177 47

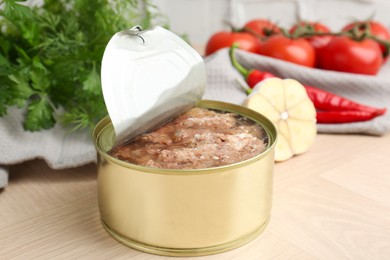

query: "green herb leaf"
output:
8 73 34 107
2 0 33 20
82 63 101 96
0 83 12 116
24 96 55 131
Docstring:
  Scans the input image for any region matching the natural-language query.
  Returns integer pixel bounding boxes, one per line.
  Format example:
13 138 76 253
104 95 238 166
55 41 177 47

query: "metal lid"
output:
101 26 206 146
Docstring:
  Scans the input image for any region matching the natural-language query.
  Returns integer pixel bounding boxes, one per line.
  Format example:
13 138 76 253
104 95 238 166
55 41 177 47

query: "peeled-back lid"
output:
101 26 206 147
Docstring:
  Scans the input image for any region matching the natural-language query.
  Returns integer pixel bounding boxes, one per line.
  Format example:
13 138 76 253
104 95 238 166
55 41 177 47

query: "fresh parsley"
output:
0 0 167 131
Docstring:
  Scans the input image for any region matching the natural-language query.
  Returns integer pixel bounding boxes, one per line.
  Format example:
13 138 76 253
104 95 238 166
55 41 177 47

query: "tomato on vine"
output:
205 31 261 56
289 21 333 67
319 36 383 75
342 20 390 58
243 19 281 38
259 34 316 67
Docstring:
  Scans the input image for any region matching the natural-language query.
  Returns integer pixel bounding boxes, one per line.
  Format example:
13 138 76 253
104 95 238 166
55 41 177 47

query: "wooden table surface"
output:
1 132 390 259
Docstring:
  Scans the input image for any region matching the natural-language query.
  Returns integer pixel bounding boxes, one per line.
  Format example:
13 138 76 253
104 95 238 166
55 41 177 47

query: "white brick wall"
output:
154 0 390 45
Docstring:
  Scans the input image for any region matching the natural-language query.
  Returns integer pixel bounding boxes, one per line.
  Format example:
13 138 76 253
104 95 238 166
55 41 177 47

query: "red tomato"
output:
319 36 383 75
289 21 333 67
259 35 316 67
342 20 390 58
244 19 281 37
205 31 261 56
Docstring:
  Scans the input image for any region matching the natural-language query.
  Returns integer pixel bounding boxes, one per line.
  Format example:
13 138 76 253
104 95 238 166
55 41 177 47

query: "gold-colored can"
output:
92 100 277 256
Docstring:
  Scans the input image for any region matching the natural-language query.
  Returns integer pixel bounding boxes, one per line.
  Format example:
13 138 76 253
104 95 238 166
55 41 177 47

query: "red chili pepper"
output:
247 69 275 88
304 85 386 116
229 44 387 123
316 110 381 123
229 43 275 88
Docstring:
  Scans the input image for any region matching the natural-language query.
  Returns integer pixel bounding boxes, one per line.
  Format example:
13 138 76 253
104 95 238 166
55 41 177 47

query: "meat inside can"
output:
109 107 268 169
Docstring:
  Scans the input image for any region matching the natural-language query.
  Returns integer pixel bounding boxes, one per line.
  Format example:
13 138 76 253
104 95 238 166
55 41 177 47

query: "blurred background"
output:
155 0 390 46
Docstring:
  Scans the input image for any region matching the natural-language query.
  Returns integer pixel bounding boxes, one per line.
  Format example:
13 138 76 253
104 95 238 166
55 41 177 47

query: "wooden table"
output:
1 133 390 259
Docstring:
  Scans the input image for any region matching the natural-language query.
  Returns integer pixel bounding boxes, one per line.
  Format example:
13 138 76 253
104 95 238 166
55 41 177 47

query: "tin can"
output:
92 100 277 256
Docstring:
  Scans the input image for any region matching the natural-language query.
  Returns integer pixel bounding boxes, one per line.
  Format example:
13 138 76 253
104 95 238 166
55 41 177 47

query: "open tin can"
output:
92 100 277 256
94 26 277 256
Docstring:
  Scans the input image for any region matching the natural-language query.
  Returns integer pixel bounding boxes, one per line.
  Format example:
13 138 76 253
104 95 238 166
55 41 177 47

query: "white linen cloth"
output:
1 48 390 189
0 107 97 188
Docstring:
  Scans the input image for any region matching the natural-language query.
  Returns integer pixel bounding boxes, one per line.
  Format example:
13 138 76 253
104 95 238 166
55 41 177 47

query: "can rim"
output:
92 100 277 175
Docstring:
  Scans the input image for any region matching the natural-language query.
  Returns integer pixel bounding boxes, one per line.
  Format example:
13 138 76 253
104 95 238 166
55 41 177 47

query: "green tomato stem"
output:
368 35 390 58
241 27 266 41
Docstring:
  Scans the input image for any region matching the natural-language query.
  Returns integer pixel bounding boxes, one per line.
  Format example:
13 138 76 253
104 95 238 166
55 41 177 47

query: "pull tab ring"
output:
118 25 145 44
